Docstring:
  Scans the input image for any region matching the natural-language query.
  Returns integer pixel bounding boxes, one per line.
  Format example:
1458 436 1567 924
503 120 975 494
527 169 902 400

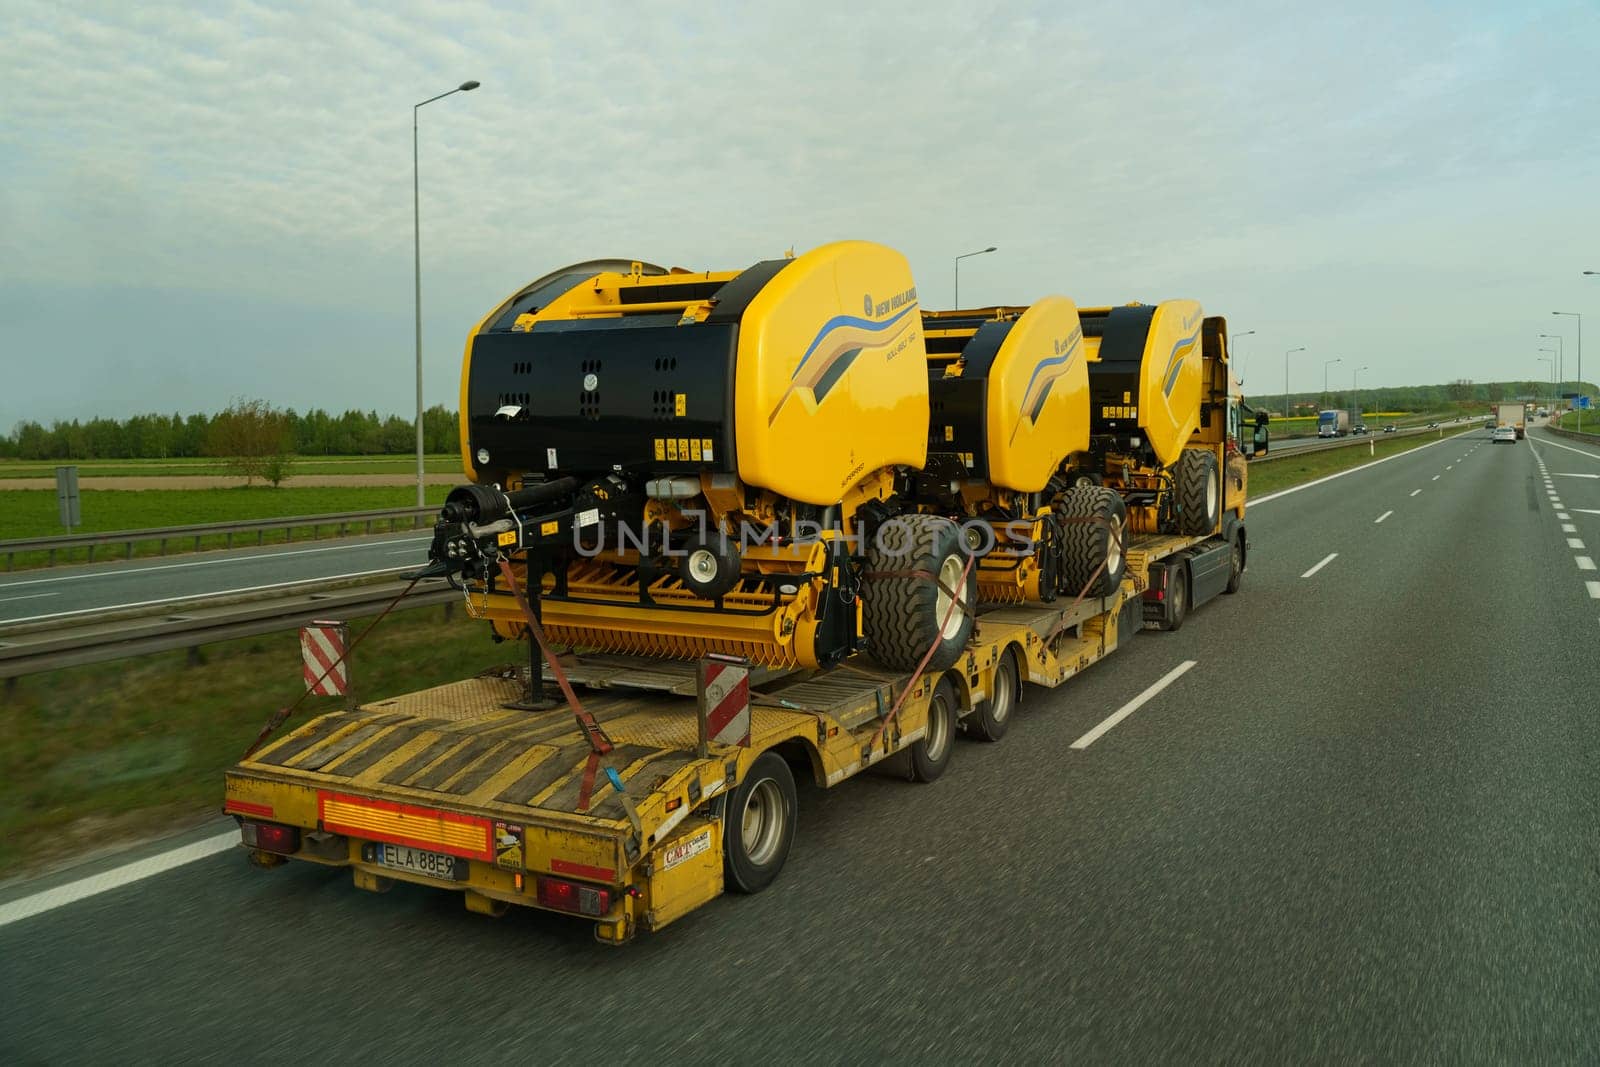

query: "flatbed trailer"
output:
224 526 1243 944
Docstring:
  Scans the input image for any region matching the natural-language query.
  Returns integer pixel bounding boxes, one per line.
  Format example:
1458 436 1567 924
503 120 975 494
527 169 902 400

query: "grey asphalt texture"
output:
3 425 1597 1062
0 532 433 625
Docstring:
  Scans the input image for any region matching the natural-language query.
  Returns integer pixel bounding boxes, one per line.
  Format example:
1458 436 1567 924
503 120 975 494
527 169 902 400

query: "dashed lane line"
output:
1071 661 1198 750
1301 553 1338 579
1410 489 1422 497
1375 511 1393 524
0 831 238 929
1578 557 1597 571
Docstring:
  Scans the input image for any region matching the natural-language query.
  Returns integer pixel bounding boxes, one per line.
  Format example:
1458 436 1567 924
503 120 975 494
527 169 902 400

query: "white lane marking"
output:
1536 437 1600 461
6 566 418 625
1301 553 1338 578
1432 475 1440 481
1574 509 1600 516
1071 661 1197 750
1578 557 1597 571
1375 511 1393 524
1569 539 1587 549
0 592 57 604
0 536 432 591
0 831 238 928
1588 581 1600 600
1564 524 1579 533
1554 473 1600 479
1446 465 1453 470
1250 431 1472 507
1410 489 1422 497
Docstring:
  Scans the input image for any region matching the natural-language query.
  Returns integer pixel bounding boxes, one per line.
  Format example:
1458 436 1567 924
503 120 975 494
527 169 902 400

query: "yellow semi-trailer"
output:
222 287 1265 942
224 525 1240 944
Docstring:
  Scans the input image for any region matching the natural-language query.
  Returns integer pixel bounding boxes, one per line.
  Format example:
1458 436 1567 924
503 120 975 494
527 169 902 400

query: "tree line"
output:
1263 378 1588 417
0 405 460 461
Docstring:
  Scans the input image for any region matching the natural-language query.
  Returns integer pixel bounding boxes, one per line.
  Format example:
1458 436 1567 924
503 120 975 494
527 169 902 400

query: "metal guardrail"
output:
0 578 457 680
1252 421 1478 464
1 506 435 570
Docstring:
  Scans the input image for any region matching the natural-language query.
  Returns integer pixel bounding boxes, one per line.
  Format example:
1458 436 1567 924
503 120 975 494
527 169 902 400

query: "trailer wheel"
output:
1175 449 1220 536
910 677 958 781
1057 486 1127 598
966 648 1019 743
1224 534 1244 594
724 752 797 894
863 515 976 672
1158 560 1190 632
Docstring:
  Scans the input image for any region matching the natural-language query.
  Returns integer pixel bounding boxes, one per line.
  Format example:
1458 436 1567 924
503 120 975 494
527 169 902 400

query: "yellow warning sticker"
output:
678 438 690 460
540 520 558 536
690 439 702 460
944 425 953 441
1122 391 1132 404
667 438 679 460
497 530 517 547
702 439 715 462
674 393 687 417
654 438 666 461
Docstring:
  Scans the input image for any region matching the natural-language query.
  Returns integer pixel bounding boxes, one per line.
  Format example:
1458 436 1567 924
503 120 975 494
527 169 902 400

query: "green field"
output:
2 485 452 539
0 604 510 872
0 453 463 480
1550 410 1598 437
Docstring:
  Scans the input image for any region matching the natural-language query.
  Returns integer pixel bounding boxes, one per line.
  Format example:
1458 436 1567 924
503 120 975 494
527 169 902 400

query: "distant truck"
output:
1318 409 1350 438
1494 401 1526 440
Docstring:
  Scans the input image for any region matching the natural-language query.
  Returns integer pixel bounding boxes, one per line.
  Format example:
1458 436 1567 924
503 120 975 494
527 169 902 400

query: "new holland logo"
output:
768 302 918 425
1011 327 1082 443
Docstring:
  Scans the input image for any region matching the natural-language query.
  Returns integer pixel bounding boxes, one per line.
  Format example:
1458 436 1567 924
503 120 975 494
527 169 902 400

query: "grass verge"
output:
0 454 463 480
0 603 513 875
1 486 455 568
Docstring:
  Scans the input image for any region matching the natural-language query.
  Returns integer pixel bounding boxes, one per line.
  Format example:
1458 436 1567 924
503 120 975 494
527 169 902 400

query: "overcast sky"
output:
2 0 1597 433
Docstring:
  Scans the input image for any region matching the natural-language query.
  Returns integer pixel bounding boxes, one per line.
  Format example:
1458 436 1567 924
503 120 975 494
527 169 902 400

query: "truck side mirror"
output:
1255 411 1270 428
1252 423 1270 456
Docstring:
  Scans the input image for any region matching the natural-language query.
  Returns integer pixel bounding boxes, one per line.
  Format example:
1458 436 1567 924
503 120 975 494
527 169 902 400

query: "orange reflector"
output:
318 792 493 862
665 797 682 813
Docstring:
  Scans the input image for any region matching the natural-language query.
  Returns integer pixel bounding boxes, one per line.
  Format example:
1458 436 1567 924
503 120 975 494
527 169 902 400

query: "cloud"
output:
0 0 1597 433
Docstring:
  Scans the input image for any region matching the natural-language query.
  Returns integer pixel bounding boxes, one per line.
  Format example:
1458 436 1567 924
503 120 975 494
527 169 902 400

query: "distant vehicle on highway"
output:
1351 424 1369 435
1493 401 1526 440
1492 425 1517 443
1383 425 1397 434
1426 422 1438 428
1318 409 1351 438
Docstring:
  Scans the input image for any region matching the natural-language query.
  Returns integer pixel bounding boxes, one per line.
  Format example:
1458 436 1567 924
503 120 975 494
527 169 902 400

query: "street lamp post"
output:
1536 355 1553 407
1553 310 1583 432
1323 357 1341 408
1539 333 1563 398
1353 365 1369 420
414 79 480 508
1284 346 1306 417
953 246 996 308
1231 329 1256 376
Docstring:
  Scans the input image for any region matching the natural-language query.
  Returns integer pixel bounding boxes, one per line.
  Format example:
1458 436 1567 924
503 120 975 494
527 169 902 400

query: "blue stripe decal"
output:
1018 332 1080 407
793 304 918 376
1160 327 1201 398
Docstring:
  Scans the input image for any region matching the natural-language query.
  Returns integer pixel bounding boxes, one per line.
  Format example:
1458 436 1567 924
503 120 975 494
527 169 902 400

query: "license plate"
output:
373 843 464 881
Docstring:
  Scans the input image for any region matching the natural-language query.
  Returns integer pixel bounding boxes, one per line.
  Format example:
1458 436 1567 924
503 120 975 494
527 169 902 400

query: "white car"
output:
1491 425 1517 443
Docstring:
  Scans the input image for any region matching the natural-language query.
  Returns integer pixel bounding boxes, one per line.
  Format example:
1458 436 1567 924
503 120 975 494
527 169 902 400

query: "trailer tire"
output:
910 677 958 781
1158 560 1189 632
724 752 797 894
1057 486 1127 599
1175 449 1220 536
863 515 976 673
966 648 1019 743
1224 534 1244 594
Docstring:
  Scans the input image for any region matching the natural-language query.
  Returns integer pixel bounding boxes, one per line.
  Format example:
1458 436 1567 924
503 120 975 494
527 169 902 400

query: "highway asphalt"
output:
3 424 1598 1061
0 531 434 626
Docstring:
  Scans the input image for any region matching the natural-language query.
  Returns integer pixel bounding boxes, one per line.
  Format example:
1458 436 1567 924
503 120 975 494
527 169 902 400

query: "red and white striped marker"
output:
698 656 750 750
301 619 349 695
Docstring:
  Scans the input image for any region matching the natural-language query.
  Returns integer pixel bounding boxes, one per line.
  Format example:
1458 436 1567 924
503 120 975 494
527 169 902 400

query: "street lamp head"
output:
982 246 996 253
460 80 481 91
1584 271 1597 275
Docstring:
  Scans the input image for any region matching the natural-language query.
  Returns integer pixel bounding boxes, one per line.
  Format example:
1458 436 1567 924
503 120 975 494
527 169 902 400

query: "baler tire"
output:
1175 449 1220 536
723 752 797 894
862 515 977 673
1057 486 1128 599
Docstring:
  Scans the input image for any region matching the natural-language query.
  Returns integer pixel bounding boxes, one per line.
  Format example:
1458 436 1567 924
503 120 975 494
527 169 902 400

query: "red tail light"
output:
536 876 611 916
240 820 301 855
